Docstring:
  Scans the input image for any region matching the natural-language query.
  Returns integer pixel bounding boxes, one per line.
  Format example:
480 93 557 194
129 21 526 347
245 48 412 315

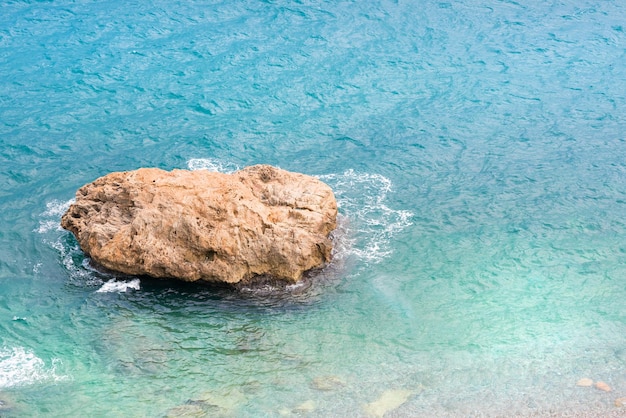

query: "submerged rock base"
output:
61 165 337 284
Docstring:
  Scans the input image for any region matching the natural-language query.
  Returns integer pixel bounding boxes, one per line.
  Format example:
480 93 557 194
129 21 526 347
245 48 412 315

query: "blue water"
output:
2 0 626 416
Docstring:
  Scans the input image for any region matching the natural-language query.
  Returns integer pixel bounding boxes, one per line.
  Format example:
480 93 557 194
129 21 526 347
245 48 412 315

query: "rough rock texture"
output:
61 165 337 284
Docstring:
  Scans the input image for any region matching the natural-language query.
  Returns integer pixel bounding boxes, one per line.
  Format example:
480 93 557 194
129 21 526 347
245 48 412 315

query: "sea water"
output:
1 0 626 416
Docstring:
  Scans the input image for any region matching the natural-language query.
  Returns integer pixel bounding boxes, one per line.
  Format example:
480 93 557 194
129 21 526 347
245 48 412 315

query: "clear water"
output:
1 0 626 416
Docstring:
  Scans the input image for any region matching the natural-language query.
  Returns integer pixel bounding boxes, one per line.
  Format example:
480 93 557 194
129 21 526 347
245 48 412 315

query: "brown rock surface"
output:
61 165 337 284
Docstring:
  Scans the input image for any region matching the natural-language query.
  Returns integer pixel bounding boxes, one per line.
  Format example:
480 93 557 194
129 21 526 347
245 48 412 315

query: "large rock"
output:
61 165 337 284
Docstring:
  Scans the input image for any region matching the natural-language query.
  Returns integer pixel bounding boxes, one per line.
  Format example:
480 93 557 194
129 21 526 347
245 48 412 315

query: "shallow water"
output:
2 0 626 416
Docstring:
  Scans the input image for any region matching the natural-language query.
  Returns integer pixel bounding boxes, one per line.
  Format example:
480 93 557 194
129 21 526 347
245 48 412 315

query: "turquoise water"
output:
2 0 626 416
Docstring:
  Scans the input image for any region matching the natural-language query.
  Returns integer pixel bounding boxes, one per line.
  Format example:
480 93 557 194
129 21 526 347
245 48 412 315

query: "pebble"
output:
364 389 413 418
193 388 245 411
576 378 594 387
0 395 13 412
310 375 346 391
595 381 612 392
615 397 626 407
293 400 315 413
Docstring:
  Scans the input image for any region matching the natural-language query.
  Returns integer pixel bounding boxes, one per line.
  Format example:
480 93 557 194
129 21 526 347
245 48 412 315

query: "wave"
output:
0 346 66 389
96 279 141 293
319 170 413 264
35 199 74 234
35 198 108 287
187 158 239 173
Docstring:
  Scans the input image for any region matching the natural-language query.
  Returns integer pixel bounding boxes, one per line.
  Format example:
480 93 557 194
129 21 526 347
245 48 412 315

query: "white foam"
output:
0 346 65 388
57 241 95 283
187 158 239 173
35 220 62 234
39 205 115 288
38 198 112 287
285 281 308 291
35 199 74 233
42 199 74 217
96 279 140 293
319 170 413 264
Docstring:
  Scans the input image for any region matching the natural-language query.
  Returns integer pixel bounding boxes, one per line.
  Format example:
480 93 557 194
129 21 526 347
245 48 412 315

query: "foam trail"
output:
319 170 413 264
96 279 141 293
38 198 110 287
187 158 239 173
35 199 74 233
0 346 65 388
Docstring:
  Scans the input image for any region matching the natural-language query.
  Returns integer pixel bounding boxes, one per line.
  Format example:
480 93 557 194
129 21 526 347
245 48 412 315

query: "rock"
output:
278 407 291 416
293 400 315 413
163 404 206 418
595 381 612 392
165 389 246 418
0 395 13 412
193 388 245 412
576 378 594 387
615 397 626 407
61 165 337 284
278 401 317 416
310 375 346 391
364 389 413 418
